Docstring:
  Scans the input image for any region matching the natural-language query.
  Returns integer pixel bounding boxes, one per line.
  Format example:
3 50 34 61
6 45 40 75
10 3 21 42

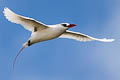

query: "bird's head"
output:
60 23 77 29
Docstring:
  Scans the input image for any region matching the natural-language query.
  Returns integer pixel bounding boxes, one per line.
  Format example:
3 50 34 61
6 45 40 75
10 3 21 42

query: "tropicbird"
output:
3 7 114 69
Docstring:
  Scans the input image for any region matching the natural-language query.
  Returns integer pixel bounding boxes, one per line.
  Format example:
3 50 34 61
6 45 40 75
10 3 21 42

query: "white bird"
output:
3 7 114 69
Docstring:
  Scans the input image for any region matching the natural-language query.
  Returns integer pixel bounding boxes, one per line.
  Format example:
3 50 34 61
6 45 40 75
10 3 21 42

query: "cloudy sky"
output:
0 0 120 80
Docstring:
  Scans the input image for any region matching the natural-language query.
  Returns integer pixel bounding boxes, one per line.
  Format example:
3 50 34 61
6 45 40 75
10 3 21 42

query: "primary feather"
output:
60 30 114 42
4 8 48 32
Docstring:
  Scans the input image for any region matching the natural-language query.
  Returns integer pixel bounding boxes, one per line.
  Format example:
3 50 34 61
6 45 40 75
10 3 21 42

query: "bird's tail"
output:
13 44 28 70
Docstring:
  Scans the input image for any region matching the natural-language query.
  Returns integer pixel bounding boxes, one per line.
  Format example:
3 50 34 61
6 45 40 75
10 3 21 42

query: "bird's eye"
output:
62 24 67 27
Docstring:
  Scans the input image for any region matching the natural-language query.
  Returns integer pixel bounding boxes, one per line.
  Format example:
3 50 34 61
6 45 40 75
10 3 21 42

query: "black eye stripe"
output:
62 24 67 27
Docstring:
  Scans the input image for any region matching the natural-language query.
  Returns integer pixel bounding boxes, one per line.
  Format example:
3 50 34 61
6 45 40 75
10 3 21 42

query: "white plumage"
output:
4 7 114 43
3 7 115 69
60 30 114 42
4 8 48 32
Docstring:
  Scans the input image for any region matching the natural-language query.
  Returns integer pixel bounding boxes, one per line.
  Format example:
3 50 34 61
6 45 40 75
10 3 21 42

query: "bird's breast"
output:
30 27 65 44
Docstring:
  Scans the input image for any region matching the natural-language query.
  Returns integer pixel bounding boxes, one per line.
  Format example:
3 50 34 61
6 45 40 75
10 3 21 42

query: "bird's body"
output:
28 25 66 46
3 7 115 69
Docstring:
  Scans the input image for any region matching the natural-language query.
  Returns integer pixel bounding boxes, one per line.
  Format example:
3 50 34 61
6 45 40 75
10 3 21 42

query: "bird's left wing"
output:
4 8 48 32
59 30 114 42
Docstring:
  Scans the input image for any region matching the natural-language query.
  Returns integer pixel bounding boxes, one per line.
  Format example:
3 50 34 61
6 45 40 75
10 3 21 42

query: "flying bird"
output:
3 7 114 69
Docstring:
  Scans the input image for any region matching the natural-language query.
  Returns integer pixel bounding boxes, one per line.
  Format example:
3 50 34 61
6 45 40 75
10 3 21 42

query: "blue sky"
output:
0 0 120 80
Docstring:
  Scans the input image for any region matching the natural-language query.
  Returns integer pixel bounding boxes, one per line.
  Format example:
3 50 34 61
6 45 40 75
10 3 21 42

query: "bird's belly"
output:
30 28 65 44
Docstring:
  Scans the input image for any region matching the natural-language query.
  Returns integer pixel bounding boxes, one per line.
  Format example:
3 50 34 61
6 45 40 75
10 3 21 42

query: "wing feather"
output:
4 8 48 32
59 30 114 42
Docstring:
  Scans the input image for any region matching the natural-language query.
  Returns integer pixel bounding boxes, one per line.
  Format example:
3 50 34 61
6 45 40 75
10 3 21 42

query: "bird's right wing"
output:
59 30 115 42
4 8 48 32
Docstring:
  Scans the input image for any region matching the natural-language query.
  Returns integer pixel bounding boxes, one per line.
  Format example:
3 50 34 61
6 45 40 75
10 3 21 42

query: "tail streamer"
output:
13 46 26 69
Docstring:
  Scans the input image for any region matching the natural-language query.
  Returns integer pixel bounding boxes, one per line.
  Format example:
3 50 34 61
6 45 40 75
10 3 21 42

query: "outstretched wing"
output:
4 8 48 32
59 30 114 42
